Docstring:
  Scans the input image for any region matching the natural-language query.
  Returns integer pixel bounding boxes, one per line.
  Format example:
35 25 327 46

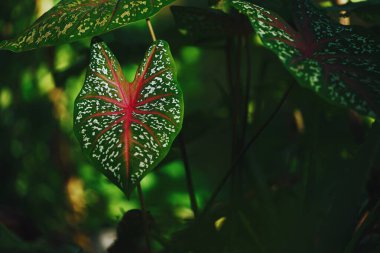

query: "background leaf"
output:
232 0 380 118
74 38 183 196
0 0 175 52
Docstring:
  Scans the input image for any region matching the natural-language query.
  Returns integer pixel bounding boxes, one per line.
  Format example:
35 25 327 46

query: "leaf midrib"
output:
80 42 177 185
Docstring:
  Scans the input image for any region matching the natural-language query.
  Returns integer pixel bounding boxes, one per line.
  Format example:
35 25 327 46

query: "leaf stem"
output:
179 133 199 217
241 35 252 145
201 83 294 215
146 18 157 42
238 211 265 252
344 201 380 253
226 38 238 198
226 38 238 162
137 183 152 252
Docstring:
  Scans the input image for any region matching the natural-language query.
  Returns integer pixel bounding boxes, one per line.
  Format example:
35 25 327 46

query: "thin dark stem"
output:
344 201 380 253
241 35 252 144
226 38 238 163
201 83 294 215
179 133 199 217
235 36 243 149
226 38 239 200
137 183 152 253
231 36 245 204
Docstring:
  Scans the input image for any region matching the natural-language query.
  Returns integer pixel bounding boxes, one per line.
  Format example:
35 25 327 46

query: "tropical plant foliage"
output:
1 0 380 252
74 38 183 195
0 0 175 52
232 0 380 118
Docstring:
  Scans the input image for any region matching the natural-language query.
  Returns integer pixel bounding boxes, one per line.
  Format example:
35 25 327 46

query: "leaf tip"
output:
154 39 167 47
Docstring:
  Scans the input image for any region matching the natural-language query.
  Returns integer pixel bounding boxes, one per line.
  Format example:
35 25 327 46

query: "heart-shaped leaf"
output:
74 38 183 195
232 0 380 118
0 0 175 52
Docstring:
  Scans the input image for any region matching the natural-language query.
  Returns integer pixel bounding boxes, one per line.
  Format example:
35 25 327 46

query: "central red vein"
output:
123 119 131 182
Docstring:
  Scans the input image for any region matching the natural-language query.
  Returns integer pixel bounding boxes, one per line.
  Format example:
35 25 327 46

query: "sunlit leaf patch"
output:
0 0 175 52
74 38 184 195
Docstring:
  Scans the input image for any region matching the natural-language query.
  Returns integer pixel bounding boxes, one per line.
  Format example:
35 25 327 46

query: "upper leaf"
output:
74 38 184 196
232 0 380 118
0 0 175 52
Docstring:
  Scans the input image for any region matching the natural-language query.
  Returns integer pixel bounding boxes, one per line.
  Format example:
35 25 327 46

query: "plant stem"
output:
238 211 265 252
137 183 152 253
146 18 157 42
225 38 238 199
201 83 294 215
241 35 252 145
225 37 238 250
344 201 380 253
179 133 199 217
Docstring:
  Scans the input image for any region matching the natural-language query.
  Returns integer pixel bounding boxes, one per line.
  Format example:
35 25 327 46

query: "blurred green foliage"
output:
1 0 380 253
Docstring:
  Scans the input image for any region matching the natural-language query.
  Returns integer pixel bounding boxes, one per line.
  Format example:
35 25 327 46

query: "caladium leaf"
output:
232 0 380 118
0 0 175 52
74 38 183 195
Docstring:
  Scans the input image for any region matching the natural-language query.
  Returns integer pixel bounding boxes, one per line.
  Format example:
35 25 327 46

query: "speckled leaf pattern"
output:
232 0 380 118
74 38 183 195
0 0 174 52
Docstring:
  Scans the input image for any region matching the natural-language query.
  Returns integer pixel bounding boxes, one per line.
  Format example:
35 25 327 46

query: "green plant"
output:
73 38 183 196
232 0 380 117
1 0 380 252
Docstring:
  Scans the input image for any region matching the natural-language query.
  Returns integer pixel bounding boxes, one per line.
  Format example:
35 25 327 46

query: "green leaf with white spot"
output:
232 0 380 118
73 38 184 196
0 0 175 52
